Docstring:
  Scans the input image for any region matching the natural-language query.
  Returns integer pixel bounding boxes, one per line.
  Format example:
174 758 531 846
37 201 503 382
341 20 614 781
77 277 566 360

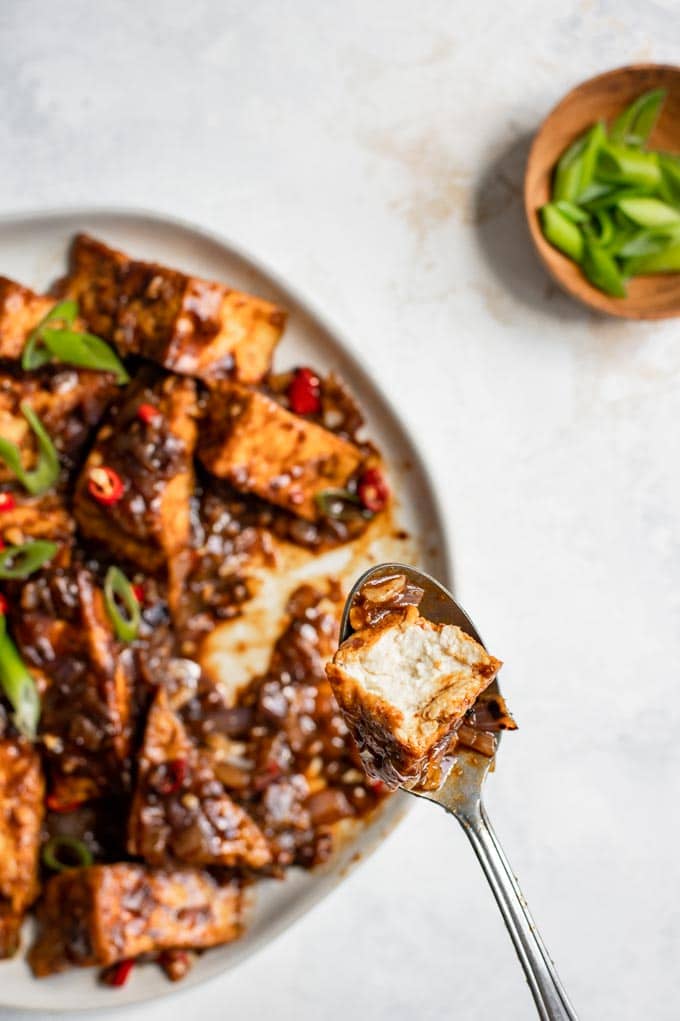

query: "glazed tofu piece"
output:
0 739 44 957
13 567 133 803
198 384 365 521
326 606 502 788
61 234 285 383
0 369 116 484
128 688 271 869
0 493 73 546
74 373 197 572
0 276 53 361
29 864 242 977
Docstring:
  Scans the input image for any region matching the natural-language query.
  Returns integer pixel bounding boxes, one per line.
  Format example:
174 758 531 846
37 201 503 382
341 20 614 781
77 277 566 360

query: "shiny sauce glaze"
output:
346 573 517 790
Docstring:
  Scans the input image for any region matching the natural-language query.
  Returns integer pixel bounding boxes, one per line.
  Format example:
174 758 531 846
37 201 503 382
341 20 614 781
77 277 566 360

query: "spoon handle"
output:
456 801 578 1020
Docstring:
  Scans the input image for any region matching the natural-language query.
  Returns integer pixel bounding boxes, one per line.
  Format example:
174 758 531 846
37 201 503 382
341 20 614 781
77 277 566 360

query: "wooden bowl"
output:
525 64 680 319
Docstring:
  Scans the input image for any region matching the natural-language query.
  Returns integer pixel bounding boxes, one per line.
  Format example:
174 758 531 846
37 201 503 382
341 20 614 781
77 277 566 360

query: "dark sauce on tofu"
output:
342 573 517 789
0 239 396 987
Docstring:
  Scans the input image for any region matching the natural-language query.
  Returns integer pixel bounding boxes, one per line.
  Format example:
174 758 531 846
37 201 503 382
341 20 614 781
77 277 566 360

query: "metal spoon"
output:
340 563 578 1021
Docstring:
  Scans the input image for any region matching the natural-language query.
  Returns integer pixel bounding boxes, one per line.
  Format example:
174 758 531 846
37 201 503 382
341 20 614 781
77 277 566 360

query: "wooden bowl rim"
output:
524 63 680 320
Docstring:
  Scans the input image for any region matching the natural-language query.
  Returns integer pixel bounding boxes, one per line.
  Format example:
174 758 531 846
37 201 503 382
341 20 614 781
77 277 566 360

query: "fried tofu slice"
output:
128 688 271 869
61 234 285 384
13 567 133 802
29 864 242 977
198 384 365 521
74 373 197 572
0 739 44 957
326 606 502 788
0 277 53 361
0 493 73 546
0 369 116 484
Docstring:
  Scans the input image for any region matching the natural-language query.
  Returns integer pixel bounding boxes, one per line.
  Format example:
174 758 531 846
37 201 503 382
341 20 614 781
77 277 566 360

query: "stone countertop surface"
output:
1 1 679 1018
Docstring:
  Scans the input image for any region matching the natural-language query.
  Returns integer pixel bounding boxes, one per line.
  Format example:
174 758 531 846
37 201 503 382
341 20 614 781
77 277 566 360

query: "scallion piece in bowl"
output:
538 88 680 297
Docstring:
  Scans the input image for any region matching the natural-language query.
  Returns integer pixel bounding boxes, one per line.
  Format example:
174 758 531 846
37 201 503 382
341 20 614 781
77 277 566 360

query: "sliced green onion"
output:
583 185 656 211
554 200 590 224
597 145 661 190
0 541 57 579
39 328 129 384
42 835 93 873
578 181 618 205
539 204 584 262
104 566 140 642
539 89 679 297
615 228 680 259
591 210 615 247
582 241 627 297
616 196 680 229
553 131 588 203
22 300 78 370
22 300 128 384
659 153 680 203
315 488 370 522
577 121 606 198
609 88 665 147
0 403 59 495
623 244 680 275
0 614 40 740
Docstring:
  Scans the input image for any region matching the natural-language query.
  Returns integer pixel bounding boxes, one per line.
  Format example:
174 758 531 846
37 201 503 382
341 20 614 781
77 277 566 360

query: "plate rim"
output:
0 204 455 1013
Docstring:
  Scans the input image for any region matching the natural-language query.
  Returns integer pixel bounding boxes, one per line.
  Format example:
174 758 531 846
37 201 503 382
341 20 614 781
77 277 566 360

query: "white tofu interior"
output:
340 621 493 738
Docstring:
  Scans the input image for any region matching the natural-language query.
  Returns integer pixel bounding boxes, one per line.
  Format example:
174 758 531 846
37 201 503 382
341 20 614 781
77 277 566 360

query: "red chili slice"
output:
357 467 389 513
87 466 124 506
101 958 135 987
0 493 16 512
137 403 160 425
0 593 7 616
46 793 84 814
132 583 145 604
288 367 321 415
155 757 187 796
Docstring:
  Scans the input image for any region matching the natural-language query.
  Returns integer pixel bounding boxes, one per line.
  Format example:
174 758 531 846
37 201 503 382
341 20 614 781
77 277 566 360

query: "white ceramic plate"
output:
0 208 451 1012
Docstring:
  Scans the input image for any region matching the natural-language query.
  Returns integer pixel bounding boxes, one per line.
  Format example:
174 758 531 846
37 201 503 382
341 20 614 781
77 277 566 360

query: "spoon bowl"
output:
341 563 578 1020
525 63 680 319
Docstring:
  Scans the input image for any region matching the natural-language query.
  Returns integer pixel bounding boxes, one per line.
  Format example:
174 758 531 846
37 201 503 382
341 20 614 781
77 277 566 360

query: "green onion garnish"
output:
609 88 665 147
104 566 140 642
538 88 680 297
42 835 93 873
0 614 40 740
22 300 78 370
315 488 370 522
0 540 58 579
0 403 59 495
22 300 129 384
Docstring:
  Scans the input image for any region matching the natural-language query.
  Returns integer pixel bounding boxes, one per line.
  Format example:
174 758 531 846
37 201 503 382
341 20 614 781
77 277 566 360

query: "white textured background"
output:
1 2 679 1019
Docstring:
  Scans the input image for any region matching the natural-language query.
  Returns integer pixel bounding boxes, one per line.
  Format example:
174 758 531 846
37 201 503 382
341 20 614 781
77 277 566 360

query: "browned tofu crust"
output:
0 277 53 361
28 864 242 976
74 373 197 572
0 739 44 958
0 493 73 546
326 610 502 788
61 234 285 383
13 568 133 802
199 384 365 521
128 688 271 869
0 369 117 484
